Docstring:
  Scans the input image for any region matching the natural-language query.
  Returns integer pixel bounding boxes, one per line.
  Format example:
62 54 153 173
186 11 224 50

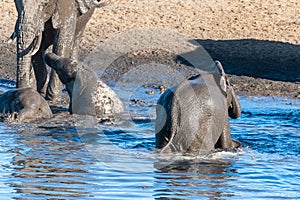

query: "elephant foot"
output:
45 76 63 103
45 67 63 102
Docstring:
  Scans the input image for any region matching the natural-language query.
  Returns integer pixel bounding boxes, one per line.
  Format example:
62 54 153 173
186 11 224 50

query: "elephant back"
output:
156 78 227 154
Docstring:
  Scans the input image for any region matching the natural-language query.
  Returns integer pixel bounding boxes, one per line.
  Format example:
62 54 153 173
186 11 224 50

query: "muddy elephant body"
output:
0 88 52 122
12 0 105 101
155 61 241 154
44 53 124 116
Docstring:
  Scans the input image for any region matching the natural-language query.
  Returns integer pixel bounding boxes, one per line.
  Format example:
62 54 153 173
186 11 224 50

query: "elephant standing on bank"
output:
10 0 106 101
155 61 242 154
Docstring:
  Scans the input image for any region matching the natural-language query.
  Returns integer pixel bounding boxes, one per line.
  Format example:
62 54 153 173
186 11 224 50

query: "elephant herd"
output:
0 0 242 155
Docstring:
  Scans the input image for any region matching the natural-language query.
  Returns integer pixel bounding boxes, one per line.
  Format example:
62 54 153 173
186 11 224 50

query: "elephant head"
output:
44 53 124 116
45 52 95 114
214 61 241 119
155 61 241 154
0 88 52 123
44 53 80 101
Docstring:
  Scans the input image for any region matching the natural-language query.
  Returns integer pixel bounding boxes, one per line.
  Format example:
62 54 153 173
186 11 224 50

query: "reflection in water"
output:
8 126 95 198
153 156 237 199
0 96 299 199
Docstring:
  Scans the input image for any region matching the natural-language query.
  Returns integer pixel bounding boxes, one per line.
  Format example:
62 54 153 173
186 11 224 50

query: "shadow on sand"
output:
196 39 300 82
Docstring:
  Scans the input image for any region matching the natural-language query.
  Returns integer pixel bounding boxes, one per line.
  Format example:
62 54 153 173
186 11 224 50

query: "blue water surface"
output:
0 81 299 200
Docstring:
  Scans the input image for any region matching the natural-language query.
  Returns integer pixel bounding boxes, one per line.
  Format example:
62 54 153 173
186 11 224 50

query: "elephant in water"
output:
155 61 242 154
0 88 52 123
44 53 124 117
10 0 107 101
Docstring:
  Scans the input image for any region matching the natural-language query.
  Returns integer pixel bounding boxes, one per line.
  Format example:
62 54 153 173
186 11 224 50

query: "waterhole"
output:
0 79 299 199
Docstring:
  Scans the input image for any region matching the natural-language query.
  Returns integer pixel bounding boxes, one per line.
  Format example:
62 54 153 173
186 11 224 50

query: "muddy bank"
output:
0 0 299 98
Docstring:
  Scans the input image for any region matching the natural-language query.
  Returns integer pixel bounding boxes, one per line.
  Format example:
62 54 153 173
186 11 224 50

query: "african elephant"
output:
0 88 52 122
44 53 124 116
155 61 241 154
11 0 105 101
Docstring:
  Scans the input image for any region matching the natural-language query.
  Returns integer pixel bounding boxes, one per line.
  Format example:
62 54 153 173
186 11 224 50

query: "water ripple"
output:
0 97 299 199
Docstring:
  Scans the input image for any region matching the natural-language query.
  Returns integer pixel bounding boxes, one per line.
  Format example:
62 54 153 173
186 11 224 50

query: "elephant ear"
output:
72 67 98 115
215 61 227 94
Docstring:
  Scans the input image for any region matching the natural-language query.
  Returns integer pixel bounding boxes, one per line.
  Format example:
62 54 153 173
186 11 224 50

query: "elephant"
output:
0 88 52 122
10 0 106 102
155 61 242 154
44 53 124 116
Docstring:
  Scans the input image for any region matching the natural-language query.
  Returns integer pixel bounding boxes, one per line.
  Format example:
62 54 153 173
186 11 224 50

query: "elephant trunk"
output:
16 49 34 88
228 86 241 119
44 53 61 71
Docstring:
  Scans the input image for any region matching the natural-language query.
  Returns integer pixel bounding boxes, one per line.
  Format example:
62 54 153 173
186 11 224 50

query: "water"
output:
0 80 299 199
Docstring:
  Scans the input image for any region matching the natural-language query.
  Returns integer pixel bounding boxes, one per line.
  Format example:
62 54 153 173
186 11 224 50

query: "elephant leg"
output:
71 34 81 61
32 50 48 97
33 21 56 97
46 2 77 102
46 69 62 102
45 31 62 102
72 8 95 60
215 120 234 150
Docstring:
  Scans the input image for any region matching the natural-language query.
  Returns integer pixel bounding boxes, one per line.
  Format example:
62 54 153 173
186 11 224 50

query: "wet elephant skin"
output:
12 0 104 102
155 61 242 154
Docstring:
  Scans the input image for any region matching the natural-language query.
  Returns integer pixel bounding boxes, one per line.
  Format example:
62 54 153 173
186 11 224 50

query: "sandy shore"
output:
0 0 299 97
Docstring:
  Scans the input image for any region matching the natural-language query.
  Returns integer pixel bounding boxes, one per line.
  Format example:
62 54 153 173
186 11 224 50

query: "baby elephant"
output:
0 88 52 122
45 53 124 117
156 61 241 154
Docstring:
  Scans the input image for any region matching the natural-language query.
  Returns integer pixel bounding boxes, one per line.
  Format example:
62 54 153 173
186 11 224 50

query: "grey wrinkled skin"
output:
12 0 104 102
155 61 242 154
0 88 52 123
44 53 124 116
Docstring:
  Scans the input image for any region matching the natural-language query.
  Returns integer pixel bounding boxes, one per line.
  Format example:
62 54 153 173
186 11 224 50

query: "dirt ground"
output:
0 0 299 98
